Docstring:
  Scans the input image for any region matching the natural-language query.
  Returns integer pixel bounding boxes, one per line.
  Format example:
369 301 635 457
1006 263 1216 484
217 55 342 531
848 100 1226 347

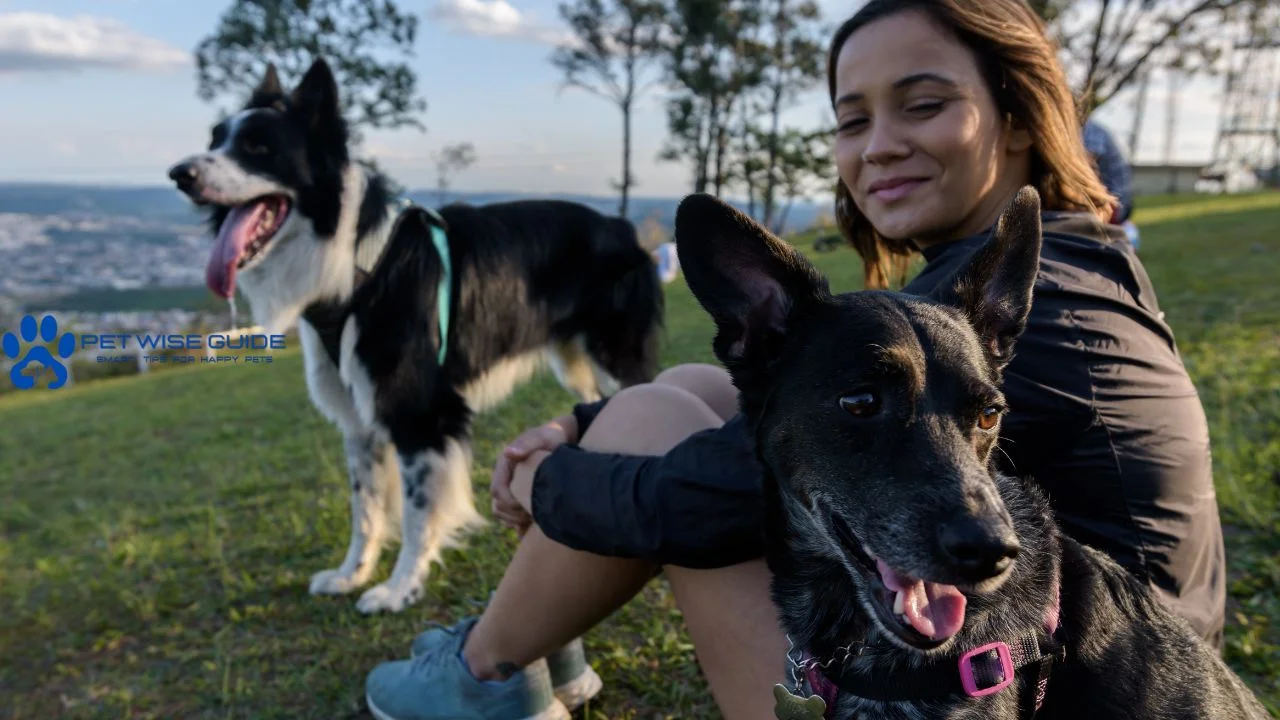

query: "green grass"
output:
2 192 1278 718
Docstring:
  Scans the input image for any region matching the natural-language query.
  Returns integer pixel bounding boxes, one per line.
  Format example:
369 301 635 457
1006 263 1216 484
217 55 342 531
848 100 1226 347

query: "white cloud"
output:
0 12 188 74
427 0 572 46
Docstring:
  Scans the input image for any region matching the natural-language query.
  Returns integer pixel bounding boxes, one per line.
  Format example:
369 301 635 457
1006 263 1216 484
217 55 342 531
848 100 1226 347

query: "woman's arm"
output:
529 415 767 569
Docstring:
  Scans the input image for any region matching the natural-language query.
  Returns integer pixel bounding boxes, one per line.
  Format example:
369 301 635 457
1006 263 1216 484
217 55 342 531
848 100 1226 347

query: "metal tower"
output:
1210 2 1280 187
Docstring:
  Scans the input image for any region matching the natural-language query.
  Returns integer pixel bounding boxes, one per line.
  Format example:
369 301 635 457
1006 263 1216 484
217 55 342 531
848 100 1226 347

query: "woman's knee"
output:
654 363 738 421
580 383 723 456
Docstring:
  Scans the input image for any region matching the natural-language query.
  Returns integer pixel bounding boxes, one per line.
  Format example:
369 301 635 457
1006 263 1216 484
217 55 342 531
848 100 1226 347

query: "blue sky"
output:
0 0 1228 198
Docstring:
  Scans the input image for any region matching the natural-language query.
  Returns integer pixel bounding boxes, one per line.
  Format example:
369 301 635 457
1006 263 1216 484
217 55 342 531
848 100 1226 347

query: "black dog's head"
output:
676 188 1044 655
167 58 352 301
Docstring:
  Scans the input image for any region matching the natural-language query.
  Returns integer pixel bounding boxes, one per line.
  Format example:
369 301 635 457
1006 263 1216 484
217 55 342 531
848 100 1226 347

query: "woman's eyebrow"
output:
833 72 960 108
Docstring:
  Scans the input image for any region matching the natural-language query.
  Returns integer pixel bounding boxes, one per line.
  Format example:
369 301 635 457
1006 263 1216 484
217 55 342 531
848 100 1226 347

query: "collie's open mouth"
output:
206 194 292 299
826 510 968 650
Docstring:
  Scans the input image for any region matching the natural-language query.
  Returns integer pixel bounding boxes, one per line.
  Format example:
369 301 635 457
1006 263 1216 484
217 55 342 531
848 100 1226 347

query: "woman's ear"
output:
1004 114 1033 153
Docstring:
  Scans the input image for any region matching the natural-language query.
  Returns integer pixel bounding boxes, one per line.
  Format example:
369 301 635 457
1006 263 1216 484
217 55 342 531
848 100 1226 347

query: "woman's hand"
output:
491 415 578 531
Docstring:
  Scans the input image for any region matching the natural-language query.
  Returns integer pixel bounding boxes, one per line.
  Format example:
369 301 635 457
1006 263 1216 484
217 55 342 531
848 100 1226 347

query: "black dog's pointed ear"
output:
676 193 830 381
935 186 1043 370
290 57 340 127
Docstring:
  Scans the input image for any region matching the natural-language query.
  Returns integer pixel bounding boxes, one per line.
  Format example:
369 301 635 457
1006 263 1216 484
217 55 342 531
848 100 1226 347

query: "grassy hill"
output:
1 192 1277 718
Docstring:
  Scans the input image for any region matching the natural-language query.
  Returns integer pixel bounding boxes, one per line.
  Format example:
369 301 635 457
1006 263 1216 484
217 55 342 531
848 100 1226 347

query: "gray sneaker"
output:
367 617 571 720
411 623 602 711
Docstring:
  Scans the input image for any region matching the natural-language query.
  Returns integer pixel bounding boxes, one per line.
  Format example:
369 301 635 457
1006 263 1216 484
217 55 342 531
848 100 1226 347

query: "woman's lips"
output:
869 178 927 203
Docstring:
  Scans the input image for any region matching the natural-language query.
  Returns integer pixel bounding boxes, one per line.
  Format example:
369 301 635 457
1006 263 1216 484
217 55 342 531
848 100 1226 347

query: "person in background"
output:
1083 117 1140 249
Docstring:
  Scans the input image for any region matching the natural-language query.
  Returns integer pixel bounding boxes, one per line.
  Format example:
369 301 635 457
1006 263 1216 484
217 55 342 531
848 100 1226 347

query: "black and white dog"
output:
167 58 663 613
676 189 1267 719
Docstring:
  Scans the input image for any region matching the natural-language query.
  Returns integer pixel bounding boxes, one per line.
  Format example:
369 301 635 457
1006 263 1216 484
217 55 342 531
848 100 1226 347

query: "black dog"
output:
168 59 663 614
675 188 1267 719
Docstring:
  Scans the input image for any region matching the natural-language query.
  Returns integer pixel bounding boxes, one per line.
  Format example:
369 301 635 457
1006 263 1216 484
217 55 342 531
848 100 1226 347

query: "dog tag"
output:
772 684 827 720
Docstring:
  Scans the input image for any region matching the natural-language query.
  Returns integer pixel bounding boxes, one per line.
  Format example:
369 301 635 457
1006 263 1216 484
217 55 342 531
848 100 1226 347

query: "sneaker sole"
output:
553 665 603 711
366 693 572 720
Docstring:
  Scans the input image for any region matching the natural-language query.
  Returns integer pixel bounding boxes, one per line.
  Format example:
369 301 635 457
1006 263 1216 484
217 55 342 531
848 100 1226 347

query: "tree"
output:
193 0 427 143
660 0 768 196
755 0 825 230
770 127 835 235
1038 0 1272 111
551 0 668 218
433 143 477 205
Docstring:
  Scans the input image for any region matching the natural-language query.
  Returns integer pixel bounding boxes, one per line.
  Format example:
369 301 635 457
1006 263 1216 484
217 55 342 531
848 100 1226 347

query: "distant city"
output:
0 182 829 339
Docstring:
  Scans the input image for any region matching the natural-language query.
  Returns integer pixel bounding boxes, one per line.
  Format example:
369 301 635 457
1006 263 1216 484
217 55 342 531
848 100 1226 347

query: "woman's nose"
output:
861 120 911 165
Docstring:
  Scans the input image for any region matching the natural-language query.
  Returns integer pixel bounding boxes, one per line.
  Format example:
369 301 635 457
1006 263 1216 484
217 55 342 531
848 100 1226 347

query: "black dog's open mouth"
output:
826 510 968 651
205 194 292 299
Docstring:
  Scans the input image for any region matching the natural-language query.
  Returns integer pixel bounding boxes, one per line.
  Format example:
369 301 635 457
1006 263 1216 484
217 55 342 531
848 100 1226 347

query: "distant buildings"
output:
0 212 209 300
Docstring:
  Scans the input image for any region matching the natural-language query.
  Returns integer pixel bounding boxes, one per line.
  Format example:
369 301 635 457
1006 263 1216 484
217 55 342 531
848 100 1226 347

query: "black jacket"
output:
529 212 1226 647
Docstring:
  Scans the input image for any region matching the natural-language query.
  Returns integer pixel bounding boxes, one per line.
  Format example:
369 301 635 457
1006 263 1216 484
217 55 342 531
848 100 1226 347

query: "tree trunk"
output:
694 99 710 193
762 0 786 230
620 98 632 218
778 196 794 235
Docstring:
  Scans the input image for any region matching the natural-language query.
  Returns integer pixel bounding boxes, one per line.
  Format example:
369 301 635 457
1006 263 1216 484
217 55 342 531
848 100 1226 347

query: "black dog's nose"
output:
168 162 198 192
937 516 1020 580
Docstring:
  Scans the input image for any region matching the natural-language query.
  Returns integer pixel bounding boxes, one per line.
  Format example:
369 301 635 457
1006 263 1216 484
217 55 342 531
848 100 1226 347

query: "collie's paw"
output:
309 567 371 595
356 581 425 614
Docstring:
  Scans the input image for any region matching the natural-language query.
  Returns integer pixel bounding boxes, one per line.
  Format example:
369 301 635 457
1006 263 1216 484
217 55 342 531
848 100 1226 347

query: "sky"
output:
0 0 1234 198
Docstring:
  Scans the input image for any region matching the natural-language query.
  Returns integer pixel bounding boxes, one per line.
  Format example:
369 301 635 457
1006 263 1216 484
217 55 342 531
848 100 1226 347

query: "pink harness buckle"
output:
958 641 1016 698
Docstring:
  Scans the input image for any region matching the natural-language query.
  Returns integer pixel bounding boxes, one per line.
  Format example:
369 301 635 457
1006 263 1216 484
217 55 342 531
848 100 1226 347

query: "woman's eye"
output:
839 391 881 418
837 117 868 135
907 101 945 116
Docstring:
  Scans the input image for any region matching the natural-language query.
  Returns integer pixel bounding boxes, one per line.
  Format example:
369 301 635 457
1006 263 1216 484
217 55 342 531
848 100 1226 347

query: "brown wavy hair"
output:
828 0 1116 289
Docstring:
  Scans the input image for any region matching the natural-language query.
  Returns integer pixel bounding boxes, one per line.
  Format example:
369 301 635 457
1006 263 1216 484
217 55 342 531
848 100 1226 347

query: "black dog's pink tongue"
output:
206 201 268 299
877 559 968 641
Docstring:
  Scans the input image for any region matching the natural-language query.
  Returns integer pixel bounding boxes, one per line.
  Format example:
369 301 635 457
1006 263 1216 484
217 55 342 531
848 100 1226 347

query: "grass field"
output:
1 192 1277 719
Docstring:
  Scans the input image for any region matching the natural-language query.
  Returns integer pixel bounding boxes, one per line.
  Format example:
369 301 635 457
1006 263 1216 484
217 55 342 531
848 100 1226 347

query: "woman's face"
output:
832 9 1032 245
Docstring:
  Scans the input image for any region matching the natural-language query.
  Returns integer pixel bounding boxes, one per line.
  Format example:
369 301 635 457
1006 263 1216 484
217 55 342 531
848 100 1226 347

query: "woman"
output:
363 2 1226 719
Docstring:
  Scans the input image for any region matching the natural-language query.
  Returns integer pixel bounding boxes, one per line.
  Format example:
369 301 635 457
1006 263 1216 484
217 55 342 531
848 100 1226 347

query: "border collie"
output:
167 58 664 613
676 189 1267 719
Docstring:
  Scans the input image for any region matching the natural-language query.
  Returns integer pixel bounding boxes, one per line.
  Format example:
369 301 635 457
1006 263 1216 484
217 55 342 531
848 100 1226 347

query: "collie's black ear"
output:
675 193 830 379
255 63 283 97
250 63 288 111
935 185 1042 370
290 57 341 127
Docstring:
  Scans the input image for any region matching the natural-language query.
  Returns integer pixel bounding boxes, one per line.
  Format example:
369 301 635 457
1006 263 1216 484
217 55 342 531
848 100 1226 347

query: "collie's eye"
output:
244 142 269 155
977 405 1002 431
839 391 881 418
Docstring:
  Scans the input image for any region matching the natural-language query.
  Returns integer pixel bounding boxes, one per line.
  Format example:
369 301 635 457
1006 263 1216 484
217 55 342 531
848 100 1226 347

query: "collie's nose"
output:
937 515 1020 581
168 161 198 192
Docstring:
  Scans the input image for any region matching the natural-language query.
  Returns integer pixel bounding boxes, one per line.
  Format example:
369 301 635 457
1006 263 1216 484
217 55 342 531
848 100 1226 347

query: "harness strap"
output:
425 208 452 365
305 200 453 367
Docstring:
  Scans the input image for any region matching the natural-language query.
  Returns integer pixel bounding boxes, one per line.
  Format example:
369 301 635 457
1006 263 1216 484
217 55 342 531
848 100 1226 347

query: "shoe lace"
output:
409 625 460 672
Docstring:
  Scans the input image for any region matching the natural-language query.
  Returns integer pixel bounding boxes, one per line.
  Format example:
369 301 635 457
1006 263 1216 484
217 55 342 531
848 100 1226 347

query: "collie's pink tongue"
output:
206 201 268 299
877 559 967 641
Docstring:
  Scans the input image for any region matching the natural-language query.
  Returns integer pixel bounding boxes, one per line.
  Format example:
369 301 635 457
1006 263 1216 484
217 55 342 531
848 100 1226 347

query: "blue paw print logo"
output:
2 314 76 390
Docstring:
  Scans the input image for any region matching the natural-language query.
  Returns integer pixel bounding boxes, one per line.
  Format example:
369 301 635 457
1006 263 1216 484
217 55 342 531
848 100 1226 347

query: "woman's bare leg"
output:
462 383 721 677
462 366 785 720
665 561 787 720
653 363 740 421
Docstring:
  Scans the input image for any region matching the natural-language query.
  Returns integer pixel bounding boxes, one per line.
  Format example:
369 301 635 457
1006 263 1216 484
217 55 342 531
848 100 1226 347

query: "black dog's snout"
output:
168 162 199 193
937 515 1020 581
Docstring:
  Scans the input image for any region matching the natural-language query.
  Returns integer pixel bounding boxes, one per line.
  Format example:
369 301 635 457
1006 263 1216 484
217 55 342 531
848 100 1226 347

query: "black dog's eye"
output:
243 142 269 155
977 405 1002 431
839 391 881 418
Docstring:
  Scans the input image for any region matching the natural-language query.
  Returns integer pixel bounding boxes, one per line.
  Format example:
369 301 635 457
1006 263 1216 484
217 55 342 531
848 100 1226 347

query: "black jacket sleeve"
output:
529 414 767 569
